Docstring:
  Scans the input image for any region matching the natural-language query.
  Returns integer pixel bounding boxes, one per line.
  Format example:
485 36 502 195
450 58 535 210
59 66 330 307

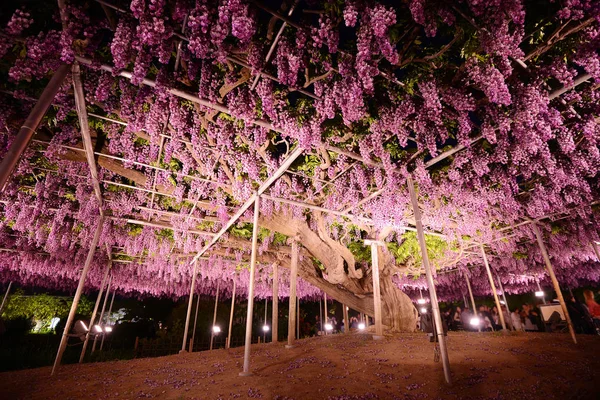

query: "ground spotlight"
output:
325 323 333 331
417 298 426 305
262 325 270 332
470 317 481 326
104 326 113 333
358 323 366 330
535 291 544 297
420 307 427 314
212 325 221 334
93 325 102 333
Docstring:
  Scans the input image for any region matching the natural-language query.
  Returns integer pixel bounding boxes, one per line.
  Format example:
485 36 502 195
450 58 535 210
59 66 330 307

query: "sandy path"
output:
1 331 599 399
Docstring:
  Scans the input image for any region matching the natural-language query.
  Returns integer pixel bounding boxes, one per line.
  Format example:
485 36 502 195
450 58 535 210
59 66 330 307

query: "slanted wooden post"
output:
180 260 199 353
226 280 236 349
365 239 384 339
240 194 260 376
92 276 112 353
190 294 201 352
343 304 349 334
272 262 279 342
407 175 451 384
210 281 221 351
286 239 299 349
480 245 506 331
52 216 104 375
100 289 116 351
532 223 577 344
0 281 13 315
323 293 328 335
80 261 111 362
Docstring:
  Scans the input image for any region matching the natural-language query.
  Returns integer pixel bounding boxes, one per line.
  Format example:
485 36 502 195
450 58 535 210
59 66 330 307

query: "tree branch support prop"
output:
0 64 69 191
0 281 13 315
92 275 112 353
100 289 116 351
190 294 200 352
272 262 279 342
531 223 577 344
240 194 260 376
210 280 220 351
51 216 104 376
79 260 111 362
480 245 507 331
227 280 236 349
286 239 299 348
365 239 385 339
343 304 349 334
407 176 451 385
180 260 198 353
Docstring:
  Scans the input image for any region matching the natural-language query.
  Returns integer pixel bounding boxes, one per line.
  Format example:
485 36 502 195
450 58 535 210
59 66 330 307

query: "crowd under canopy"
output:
0 0 598 322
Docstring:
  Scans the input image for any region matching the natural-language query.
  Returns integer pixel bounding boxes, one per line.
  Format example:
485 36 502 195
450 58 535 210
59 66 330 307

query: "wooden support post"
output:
0 64 69 191
464 272 480 332
100 289 116 352
532 223 577 344
319 298 323 334
190 294 201 352
92 275 112 353
496 274 512 329
52 216 104 376
407 175 451 384
0 281 13 315
272 262 278 342
365 239 384 339
80 261 111 362
480 245 506 331
343 304 349 334
296 297 300 339
180 260 199 353
240 194 260 376
592 241 600 261
286 240 298 348
210 281 221 351
324 293 328 335
227 280 236 349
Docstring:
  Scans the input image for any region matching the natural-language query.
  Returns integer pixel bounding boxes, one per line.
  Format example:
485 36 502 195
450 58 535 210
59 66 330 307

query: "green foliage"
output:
512 251 528 260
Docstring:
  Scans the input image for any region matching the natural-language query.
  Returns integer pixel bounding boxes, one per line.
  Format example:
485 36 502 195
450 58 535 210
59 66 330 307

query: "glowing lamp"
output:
93 325 102 333
535 291 545 297
80 321 89 331
417 298 426 305
262 325 270 332
500 300 506 305
358 323 366 330
104 326 113 333
420 307 427 314
470 317 481 326
324 323 333 331
212 326 221 334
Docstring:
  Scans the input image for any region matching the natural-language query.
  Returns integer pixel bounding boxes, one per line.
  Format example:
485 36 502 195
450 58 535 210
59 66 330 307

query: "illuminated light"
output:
417 298 426 305
420 307 427 314
358 323 366 330
94 325 103 333
104 326 113 333
262 325 270 332
535 291 545 297
325 323 333 331
346 307 349 311
212 326 221 334
470 317 481 326
500 300 506 305
80 321 88 331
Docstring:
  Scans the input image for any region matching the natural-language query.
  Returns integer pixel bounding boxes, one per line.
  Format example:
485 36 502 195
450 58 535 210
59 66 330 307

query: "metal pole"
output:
0 281 13 315
324 293 328 335
226 280 236 349
210 280 220 351
532 223 577 344
92 275 112 353
51 216 104 375
0 64 69 191
240 194 260 376
100 289 116 352
343 304 349 334
407 175 451 384
480 245 506 331
189 294 201 352
536 279 547 304
79 261 111 362
272 262 278 342
180 260 199 353
286 240 298 348
366 240 384 339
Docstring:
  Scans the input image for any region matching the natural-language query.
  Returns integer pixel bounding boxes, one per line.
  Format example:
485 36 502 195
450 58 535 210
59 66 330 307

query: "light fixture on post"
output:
420 307 427 314
358 322 365 330
417 288 426 304
469 317 481 327
93 325 102 333
212 325 221 334
104 326 113 333
324 323 333 331
262 325 270 332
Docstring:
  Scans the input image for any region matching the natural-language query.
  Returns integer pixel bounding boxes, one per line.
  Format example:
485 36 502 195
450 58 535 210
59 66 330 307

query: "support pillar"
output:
464 272 480 332
592 241 600 261
51 216 104 375
272 262 278 342
495 274 511 329
324 293 328 335
296 297 300 339
536 279 547 305
240 194 260 376
480 245 506 331
210 280 221 351
100 289 116 352
343 304 349 333
407 175 451 384
286 239 298 348
532 223 577 344
189 294 201 352
319 298 323 334
226 280 236 349
180 260 199 353
80 260 111 362
365 239 384 339
92 275 112 353
0 64 69 191
0 281 13 315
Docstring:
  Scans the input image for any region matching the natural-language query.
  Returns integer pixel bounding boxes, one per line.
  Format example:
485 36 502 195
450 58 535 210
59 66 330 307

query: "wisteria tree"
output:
0 0 598 332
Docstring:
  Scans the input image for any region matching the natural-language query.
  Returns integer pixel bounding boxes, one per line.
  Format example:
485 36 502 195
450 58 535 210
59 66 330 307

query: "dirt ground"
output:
1 331 599 399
